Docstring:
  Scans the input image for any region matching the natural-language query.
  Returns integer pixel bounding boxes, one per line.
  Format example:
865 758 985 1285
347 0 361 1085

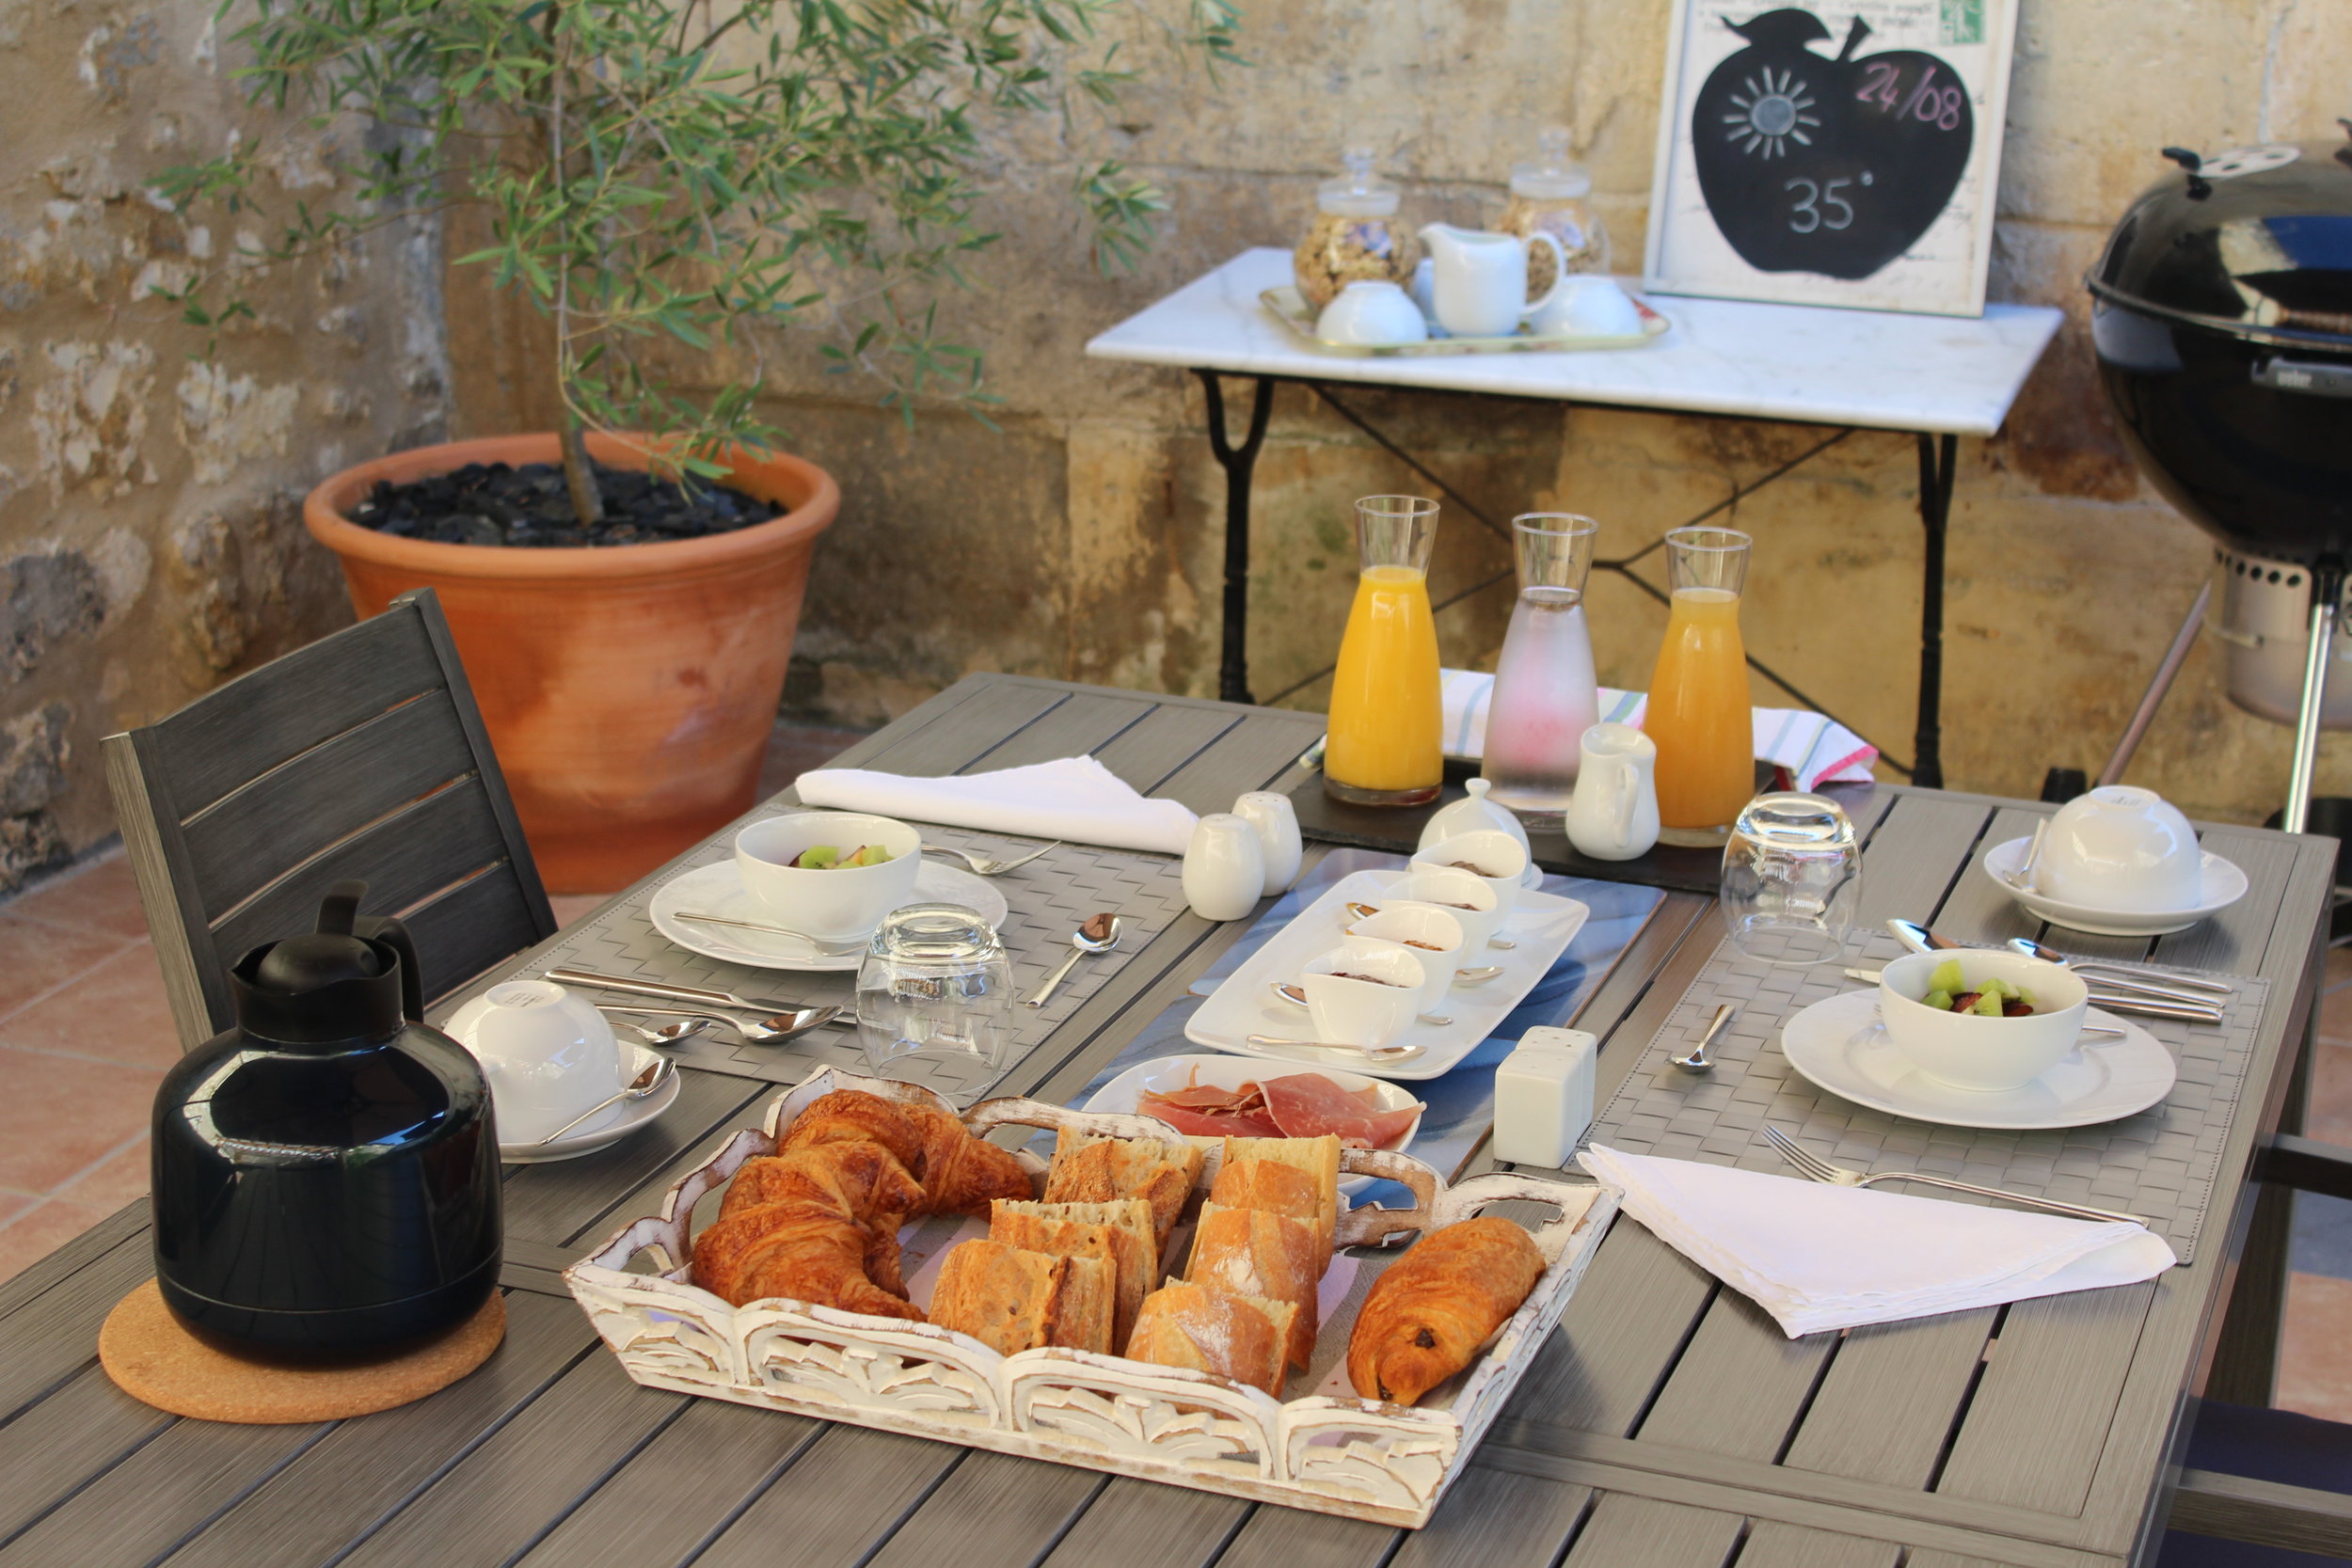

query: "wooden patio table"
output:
1 673 2330 1568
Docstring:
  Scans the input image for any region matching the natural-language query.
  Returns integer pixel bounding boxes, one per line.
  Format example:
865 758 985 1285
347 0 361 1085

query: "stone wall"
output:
432 0 2352 824
0 0 448 889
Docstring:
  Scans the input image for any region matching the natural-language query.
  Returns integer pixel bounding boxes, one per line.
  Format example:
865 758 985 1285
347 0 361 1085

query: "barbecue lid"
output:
2089 128 2352 347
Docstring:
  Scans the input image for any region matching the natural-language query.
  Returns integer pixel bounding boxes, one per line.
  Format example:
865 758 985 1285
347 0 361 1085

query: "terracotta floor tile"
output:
0 1191 39 1229
2328 945 2352 994
2280 1272 2352 1423
6 854 153 942
0 1198 121 1287
0 944 182 1070
549 894 604 930
53 1137 150 1214
0 1046 164 1194
0 914 137 1022
2323 985 2352 1049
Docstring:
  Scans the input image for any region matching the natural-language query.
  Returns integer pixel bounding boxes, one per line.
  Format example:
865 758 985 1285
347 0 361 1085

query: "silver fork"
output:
922 841 1059 876
1763 1126 2150 1226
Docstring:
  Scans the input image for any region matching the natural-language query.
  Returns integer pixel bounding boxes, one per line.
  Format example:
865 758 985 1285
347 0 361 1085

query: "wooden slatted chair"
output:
104 587 558 1051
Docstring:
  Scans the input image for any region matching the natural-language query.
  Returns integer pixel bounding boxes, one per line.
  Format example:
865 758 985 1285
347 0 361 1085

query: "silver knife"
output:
547 967 822 1016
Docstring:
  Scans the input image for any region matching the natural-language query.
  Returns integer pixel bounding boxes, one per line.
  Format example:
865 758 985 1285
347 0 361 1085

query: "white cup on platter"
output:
1184 813 1266 921
445 980 624 1145
1232 791 1303 895
2037 786 2202 911
1314 279 1429 347
734 811 924 942
1377 866 1503 952
1299 940 1426 1049
1411 829 1529 916
1344 902 1466 992
1528 277 1643 339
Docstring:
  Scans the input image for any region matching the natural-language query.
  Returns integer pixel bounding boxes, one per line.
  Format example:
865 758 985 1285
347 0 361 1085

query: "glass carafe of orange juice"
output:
1645 527 1753 844
1326 496 1442 807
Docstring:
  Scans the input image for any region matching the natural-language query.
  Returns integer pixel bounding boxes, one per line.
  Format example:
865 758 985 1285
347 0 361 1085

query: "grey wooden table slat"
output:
1211 1496 1400 1568
1034 1477 1249 1568
1853 793 1991 929
690 1424 966 1568
1737 1519 1906 1568
865 1449 1108 1568
0 1365 174 1544
1387 1463 1595 1568
0 1229 157 1423
1778 1307 2002 1489
1633 1281 1837 1460
948 688 1157 775
1518 1220 1718 1437
850 680 1073 778
1561 1491 1746 1568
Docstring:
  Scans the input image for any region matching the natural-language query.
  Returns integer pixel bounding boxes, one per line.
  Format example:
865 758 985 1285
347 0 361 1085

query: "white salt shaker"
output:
1491 1026 1597 1168
1231 791 1303 895
1183 813 1267 921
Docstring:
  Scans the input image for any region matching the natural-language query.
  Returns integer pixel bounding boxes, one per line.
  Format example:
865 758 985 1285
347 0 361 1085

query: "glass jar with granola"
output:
1499 127 1609 301
1294 149 1417 312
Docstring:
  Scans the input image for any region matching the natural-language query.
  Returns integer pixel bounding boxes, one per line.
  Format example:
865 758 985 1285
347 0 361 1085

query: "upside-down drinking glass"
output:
1719 793 1861 967
855 904 1016 1088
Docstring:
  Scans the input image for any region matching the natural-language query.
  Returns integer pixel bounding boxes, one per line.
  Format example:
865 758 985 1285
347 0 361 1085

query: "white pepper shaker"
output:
1491 1026 1597 1168
1231 791 1303 895
1183 814 1267 922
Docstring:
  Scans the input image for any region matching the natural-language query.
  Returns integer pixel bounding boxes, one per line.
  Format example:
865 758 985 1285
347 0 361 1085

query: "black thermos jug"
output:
151 879 502 1357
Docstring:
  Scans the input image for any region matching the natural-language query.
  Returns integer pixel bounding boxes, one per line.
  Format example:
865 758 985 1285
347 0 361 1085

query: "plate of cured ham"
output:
1083 1054 1425 1196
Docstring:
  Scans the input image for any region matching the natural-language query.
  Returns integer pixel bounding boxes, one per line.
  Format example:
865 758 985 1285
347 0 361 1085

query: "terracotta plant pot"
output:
305 432 839 894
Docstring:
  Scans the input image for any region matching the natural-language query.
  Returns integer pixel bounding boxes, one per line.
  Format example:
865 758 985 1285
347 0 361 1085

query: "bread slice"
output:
1186 1201 1320 1371
1219 1135 1341 1260
1044 1129 1204 1250
930 1239 1115 1355
1125 1281 1296 1397
1209 1158 1331 1274
992 1197 1154 1346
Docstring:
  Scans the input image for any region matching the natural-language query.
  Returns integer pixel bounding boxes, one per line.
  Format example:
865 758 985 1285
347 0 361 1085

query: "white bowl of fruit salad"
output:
1877 950 2089 1092
735 811 923 941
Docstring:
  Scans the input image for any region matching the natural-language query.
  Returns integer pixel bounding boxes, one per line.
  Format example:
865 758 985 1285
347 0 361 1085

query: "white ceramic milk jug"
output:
1565 723 1660 862
1420 223 1569 337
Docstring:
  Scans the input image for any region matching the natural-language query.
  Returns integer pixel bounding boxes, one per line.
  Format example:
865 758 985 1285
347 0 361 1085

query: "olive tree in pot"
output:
164 0 1238 891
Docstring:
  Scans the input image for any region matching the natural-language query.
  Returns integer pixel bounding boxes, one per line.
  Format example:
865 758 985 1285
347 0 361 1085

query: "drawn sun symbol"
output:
1722 69 1820 159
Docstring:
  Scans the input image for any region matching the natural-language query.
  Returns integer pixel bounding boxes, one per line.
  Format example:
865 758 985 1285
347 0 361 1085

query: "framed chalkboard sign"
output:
1643 0 2019 316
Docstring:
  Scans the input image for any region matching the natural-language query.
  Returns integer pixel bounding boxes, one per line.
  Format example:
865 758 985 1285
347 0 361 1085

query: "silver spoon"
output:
1026 912 1122 1008
1670 1003 1737 1072
552 969 843 1037
1886 917 1964 954
595 1002 836 1045
923 841 1059 877
1246 1033 1424 1064
1343 901 1515 950
610 1015 715 1046
1268 980 1452 1027
532 1055 675 1146
2003 938 2233 995
1999 819 2047 892
1454 965 1506 985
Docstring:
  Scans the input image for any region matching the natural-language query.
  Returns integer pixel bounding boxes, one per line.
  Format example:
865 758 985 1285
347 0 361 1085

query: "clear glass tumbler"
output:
1481 513 1600 819
1719 792 1861 967
1325 496 1444 808
855 904 1016 1085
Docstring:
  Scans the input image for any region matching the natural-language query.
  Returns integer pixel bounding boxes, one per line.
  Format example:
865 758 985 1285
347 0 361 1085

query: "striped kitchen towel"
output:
1437 668 1878 792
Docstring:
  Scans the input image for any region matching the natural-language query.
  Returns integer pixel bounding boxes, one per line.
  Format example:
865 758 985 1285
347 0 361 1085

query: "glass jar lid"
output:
1318 148 1401 218
1511 126 1593 201
868 903 1003 960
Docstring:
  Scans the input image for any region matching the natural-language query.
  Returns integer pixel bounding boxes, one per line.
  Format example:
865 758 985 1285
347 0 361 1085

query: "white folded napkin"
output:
1577 1144 2176 1338
794 755 1200 856
1438 669 1879 792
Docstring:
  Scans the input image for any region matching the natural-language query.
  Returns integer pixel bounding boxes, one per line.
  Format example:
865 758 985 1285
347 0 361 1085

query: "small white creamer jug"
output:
1420 223 1569 337
1566 723 1660 862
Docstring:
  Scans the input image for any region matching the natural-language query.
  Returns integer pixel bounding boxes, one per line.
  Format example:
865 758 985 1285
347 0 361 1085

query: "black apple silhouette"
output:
1692 9 1974 280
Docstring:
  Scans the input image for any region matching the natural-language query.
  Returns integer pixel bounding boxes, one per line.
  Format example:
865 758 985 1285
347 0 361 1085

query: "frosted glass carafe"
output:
1480 514 1600 820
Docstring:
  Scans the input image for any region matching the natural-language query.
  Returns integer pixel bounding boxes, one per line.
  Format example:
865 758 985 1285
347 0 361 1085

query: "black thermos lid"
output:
230 881 421 1046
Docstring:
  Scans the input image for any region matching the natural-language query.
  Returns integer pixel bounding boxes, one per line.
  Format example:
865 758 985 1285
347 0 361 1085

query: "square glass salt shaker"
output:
1492 1026 1597 1168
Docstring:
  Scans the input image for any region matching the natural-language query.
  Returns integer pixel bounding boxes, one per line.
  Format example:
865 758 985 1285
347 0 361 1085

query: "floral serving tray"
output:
564 1067 1614 1528
1259 284 1670 356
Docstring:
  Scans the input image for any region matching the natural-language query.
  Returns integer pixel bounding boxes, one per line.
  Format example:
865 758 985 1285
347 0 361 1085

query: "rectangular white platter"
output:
1185 869 1590 1080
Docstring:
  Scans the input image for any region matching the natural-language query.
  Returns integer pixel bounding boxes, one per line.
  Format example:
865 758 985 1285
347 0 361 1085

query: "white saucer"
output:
649 859 1009 971
500 1042 680 1163
1779 989 2176 1130
1979 837 2248 936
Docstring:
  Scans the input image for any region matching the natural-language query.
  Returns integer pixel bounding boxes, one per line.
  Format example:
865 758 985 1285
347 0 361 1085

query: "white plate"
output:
1185 868 1589 1081
649 858 1009 971
1779 989 2177 1130
500 1042 680 1163
1084 1053 1425 1198
1979 837 2248 936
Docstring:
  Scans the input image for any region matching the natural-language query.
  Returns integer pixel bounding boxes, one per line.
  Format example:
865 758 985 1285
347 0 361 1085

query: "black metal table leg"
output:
1914 432 1959 790
1199 372 1274 705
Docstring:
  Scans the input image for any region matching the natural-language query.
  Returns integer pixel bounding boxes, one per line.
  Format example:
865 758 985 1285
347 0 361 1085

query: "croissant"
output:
905 1103 1034 1215
780 1089 930 1179
723 1145 926 1298
1347 1217 1544 1405
691 1197 924 1320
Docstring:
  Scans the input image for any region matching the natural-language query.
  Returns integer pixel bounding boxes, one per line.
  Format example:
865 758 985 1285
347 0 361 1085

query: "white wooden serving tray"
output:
564 1067 1615 1528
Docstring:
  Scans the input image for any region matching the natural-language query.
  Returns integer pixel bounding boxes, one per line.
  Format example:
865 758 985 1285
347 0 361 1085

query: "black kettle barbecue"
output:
2089 128 2352 830
150 880 502 1358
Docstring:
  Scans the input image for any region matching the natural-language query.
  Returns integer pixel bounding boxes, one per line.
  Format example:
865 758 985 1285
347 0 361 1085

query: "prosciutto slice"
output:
1261 1073 1423 1149
1134 1101 1283 1139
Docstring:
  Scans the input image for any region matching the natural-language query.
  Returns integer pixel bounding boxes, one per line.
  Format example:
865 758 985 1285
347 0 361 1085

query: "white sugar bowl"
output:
2039 786 2202 911
1416 778 1533 862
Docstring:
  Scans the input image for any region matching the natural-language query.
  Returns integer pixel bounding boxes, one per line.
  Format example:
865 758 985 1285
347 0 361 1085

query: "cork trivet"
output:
99 1280 505 1424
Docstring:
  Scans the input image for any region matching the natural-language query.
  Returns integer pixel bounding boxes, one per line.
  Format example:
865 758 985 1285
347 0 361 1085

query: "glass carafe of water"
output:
1480 514 1600 820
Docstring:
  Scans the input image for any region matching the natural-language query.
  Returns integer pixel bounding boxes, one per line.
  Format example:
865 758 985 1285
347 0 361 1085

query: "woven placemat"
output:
1581 933 2267 1261
480 814 1195 1104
